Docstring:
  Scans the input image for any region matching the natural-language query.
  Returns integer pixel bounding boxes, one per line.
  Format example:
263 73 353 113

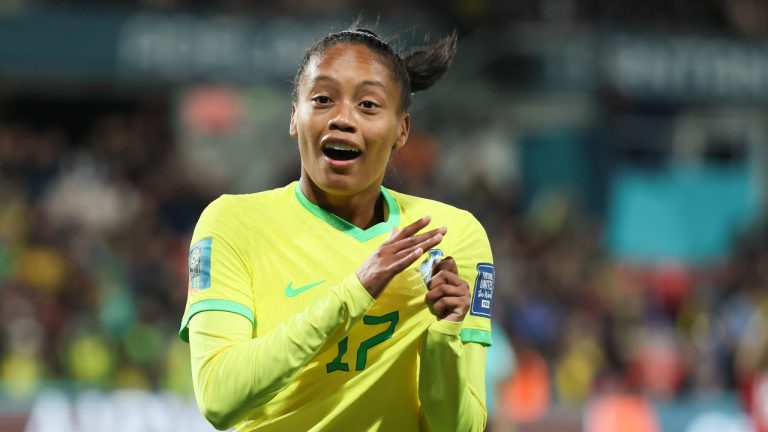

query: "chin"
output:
313 171 364 196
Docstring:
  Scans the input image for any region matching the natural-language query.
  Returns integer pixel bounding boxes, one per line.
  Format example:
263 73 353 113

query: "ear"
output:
393 112 410 150
289 104 298 138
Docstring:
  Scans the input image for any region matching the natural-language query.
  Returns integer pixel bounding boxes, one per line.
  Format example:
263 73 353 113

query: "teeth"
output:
325 142 360 152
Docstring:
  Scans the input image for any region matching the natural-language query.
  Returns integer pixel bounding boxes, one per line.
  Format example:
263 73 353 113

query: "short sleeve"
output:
453 212 494 346
178 195 255 342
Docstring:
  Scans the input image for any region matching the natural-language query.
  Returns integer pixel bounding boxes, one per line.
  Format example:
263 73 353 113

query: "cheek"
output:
365 117 400 154
294 115 314 159
295 109 321 142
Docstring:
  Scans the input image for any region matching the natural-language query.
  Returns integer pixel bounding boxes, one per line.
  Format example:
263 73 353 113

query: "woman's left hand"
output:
425 257 470 322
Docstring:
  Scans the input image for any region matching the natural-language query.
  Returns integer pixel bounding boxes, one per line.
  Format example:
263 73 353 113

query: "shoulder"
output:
388 188 482 230
387 189 491 259
198 183 296 231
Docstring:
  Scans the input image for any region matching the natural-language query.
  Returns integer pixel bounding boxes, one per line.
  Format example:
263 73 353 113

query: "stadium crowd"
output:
0 95 766 427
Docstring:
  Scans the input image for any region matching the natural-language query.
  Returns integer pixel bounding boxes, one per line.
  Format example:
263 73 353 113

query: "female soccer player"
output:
180 25 495 431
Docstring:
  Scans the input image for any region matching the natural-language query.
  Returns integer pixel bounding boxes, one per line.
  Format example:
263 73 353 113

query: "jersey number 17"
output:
326 311 399 373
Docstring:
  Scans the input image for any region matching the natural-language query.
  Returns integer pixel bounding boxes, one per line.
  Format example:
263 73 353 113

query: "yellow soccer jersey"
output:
179 181 494 431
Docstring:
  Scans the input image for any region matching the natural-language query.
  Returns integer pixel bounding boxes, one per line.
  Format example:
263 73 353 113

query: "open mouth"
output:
321 143 362 161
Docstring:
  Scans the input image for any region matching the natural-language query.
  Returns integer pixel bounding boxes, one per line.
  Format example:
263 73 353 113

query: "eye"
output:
312 95 332 105
360 100 379 110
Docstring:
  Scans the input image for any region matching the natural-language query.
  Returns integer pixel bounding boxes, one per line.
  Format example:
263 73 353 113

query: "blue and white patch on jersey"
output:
470 263 494 318
418 249 444 285
189 237 212 290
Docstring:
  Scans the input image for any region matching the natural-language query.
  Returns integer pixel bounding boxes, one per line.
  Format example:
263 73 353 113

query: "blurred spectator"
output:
0 105 212 402
486 321 517 430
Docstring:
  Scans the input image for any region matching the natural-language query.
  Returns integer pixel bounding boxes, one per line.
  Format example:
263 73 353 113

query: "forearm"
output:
189 274 374 430
418 320 488 432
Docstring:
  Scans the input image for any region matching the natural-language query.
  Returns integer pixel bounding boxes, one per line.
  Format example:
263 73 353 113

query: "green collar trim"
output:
294 183 400 242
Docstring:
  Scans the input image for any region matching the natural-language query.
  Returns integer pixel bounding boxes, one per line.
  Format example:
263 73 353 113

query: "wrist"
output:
335 273 376 317
354 269 383 299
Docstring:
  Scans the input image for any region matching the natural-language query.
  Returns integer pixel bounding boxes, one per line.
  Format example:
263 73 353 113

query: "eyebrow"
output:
312 75 387 90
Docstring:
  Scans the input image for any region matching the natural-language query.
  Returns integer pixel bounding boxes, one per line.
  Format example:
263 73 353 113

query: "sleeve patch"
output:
469 263 494 318
189 237 212 290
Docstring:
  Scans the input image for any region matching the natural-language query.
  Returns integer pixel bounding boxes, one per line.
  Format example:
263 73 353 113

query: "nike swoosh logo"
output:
284 280 325 297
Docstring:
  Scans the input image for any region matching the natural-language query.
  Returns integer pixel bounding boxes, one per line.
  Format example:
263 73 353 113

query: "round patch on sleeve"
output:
470 263 494 318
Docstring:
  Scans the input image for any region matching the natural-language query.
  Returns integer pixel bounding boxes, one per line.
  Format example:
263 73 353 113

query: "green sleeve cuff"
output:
178 299 256 342
460 328 492 346
427 321 493 346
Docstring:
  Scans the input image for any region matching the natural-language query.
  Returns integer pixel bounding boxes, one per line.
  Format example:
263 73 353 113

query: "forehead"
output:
301 43 398 91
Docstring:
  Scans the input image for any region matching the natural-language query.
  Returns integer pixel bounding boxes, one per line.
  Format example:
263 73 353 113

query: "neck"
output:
299 175 387 230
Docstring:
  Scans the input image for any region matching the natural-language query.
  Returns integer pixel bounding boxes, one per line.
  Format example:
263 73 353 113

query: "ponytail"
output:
293 25 457 112
399 32 457 94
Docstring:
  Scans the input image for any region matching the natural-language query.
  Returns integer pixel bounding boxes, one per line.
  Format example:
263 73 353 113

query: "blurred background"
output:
2 0 768 431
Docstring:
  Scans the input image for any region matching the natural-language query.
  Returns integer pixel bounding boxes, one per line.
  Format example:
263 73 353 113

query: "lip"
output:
323 154 358 168
320 135 363 153
320 135 363 169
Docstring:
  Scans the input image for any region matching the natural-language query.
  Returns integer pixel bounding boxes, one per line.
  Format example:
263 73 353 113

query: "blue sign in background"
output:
608 165 757 262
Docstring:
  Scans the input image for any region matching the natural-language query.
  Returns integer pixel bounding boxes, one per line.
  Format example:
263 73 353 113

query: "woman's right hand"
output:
356 216 447 298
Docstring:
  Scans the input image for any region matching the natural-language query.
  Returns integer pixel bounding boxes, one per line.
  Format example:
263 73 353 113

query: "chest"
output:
250 229 439 337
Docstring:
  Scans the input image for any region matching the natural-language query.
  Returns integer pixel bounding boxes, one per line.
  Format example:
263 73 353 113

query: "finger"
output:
391 226 446 249
395 231 444 258
388 227 399 240
430 297 468 319
431 301 447 318
389 216 431 242
425 282 468 303
426 273 450 290
433 296 466 313
432 256 458 276
389 245 429 273
391 232 447 273
389 230 448 274
429 270 464 288
391 226 446 252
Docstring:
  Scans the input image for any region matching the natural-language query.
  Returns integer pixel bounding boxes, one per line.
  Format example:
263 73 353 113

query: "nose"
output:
328 102 356 133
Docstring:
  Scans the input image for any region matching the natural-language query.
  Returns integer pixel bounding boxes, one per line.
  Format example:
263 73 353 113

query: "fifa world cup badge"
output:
189 237 213 290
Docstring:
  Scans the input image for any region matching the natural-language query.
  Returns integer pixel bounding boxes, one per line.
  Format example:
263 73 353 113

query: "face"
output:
290 43 410 196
